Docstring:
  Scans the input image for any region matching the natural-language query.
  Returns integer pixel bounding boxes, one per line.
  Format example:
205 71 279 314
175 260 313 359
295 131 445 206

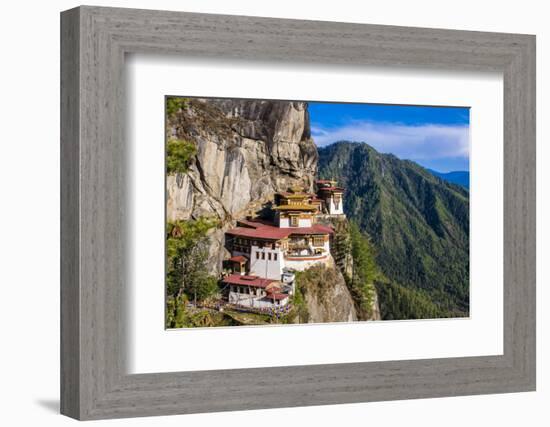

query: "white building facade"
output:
326 194 344 215
223 184 345 310
315 180 346 216
248 245 285 280
224 275 290 309
276 214 313 228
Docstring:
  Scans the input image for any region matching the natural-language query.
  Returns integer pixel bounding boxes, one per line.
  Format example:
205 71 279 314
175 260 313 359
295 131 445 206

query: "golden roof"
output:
280 194 309 200
274 204 318 212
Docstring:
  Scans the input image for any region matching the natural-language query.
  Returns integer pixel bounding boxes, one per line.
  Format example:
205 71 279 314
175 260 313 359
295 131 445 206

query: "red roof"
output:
228 255 248 263
226 226 291 240
237 219 274 229
227 222 333 240
237 219 261 229
223 274 275 288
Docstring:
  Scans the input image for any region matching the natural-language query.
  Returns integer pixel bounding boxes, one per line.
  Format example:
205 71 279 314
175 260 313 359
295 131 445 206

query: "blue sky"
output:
308 102 470 172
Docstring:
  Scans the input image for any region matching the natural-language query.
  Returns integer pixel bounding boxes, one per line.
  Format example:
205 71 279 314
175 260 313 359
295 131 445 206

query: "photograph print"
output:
165 97 470 328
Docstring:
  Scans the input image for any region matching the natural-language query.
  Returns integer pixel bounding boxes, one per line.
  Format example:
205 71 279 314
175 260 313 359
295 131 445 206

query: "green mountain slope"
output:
318 141 470 318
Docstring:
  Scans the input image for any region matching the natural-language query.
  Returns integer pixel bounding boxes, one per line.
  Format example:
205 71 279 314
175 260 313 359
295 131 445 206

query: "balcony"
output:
285 245 326 260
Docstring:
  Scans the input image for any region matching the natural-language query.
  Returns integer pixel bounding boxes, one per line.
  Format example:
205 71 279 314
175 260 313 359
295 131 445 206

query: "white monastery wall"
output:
249 246 284 279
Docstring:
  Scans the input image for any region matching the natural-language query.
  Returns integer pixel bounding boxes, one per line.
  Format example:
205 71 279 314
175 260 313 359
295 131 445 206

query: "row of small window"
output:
255 251 278 261
231 285 261 295
234 238 251 245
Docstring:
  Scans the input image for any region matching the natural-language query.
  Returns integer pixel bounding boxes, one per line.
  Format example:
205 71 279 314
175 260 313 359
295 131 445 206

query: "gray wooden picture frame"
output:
60 5 536 421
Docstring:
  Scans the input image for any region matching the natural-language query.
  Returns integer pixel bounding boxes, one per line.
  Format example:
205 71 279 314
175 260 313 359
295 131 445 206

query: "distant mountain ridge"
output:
317 141 469 318
427 169 470 189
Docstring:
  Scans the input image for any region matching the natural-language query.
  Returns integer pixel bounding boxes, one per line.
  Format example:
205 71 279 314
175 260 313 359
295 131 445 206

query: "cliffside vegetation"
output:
166 97 197 176
166 294 237 328
166 97 189 118
289 280 310 323
165 218 220 328
293 264 357 323
166 138 196 175
347 222 377 319
318 141 469 319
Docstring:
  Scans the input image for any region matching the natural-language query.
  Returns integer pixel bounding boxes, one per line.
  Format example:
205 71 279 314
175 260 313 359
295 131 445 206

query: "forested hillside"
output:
318 141 470 318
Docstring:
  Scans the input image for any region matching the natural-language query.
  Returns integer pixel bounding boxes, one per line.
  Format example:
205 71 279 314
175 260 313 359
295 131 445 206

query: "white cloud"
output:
311 121 470 161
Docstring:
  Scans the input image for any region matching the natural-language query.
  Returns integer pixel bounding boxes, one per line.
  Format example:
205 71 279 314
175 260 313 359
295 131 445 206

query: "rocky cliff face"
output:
167 99 319 276
298 261 358 324
166 98 363 323
167 98 318 223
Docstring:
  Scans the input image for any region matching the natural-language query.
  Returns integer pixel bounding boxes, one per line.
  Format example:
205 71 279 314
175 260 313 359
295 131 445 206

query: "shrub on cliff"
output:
166 218 219 304
166 138 196 175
